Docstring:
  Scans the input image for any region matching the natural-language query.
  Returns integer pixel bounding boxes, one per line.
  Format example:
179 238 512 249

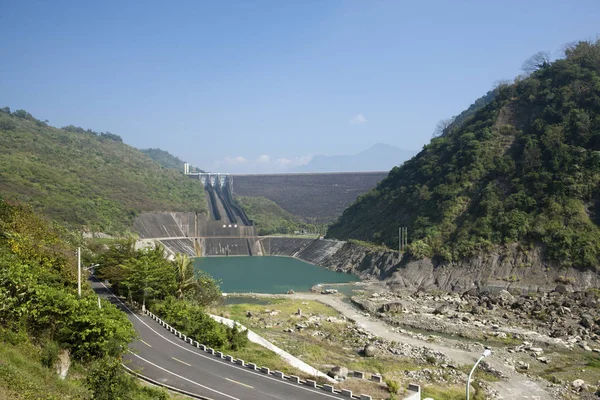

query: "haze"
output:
1 0 599 173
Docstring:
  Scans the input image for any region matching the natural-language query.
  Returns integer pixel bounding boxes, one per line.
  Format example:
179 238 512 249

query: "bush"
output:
153 297 248 351
40 341 60 369
385 378 400 394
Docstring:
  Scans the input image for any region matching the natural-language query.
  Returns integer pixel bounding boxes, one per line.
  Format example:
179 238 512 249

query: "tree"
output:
432 117 455 138
174 253 195 300
521 51 550 74
120 246 176 306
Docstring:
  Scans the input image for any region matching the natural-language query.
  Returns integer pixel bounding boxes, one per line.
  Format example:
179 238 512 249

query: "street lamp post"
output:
467 349 492 400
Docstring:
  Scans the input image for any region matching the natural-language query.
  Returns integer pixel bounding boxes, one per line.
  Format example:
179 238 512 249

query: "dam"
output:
134 169 385 263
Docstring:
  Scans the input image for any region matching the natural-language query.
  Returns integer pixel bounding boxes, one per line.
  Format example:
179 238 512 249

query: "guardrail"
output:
143 308 381 400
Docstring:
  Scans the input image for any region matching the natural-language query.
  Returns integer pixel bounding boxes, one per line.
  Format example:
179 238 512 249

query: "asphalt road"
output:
91 278 347 400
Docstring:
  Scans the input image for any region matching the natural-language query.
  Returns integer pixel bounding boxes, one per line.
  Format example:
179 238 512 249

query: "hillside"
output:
234 195 324 235
328 40 600 271
0 109 206 233
142 148 204 173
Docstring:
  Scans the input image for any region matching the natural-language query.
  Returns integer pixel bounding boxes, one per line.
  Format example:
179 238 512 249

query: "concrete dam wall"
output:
231 172 388 224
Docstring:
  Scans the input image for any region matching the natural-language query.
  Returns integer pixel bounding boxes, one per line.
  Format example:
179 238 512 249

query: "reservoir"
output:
194 256 357 294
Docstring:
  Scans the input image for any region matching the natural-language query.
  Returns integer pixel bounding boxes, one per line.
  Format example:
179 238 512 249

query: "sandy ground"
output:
229 292 555 399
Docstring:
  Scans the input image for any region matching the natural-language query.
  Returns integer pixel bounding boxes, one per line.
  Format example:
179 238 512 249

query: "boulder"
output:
580 314 595 329
554 284 569 293
364 343 377 357
287 289 295 294
380 302 407 313
327 366 348 379
433 304 450 315
572 379 586 391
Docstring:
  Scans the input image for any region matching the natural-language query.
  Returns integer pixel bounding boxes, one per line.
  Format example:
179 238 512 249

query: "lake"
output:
194 256 357 294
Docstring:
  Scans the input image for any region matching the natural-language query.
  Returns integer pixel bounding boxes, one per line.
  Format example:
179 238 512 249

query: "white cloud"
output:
276 157 292 166
350 113 367 125
224 156 247 164
211 154 311 173
256 154 270 163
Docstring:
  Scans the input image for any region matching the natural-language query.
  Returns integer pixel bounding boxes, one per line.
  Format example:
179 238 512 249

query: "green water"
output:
194 256 357 294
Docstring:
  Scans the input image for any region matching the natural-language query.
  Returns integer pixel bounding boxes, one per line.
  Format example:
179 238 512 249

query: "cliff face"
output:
321 242 600 293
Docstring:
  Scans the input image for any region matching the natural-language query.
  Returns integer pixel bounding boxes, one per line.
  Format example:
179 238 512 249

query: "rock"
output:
287 289 295 294
56 349 71 380
572 379 586 391
530 347 543 354
327 366 348 379
516 361 529 370
246 311 253 318
297 308 302 317
433 304 450 315
364 343 376 357
554 284 571 293
321 289 338 295
580 314 595 329
495 290 515 305
380 302 407 313
536 356 549 364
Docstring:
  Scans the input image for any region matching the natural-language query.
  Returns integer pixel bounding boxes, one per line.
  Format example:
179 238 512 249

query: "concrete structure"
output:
404 384 421 400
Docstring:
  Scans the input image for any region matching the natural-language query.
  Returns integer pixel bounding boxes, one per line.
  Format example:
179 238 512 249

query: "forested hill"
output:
328 40 600 271
141 148 204 173
0 109 206 233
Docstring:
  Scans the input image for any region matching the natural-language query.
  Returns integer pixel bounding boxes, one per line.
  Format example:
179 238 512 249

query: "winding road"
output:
91 278 347 400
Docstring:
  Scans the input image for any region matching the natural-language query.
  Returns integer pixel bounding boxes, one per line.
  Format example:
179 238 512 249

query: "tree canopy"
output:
328 40 600 271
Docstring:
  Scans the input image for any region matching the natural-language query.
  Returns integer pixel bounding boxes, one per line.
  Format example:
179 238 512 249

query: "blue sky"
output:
1 0 599 172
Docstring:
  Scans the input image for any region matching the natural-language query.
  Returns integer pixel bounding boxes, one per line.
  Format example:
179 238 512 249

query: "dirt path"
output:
234 293 555 399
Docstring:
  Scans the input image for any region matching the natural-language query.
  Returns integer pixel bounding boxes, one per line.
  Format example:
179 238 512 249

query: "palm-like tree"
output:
174 253 196 299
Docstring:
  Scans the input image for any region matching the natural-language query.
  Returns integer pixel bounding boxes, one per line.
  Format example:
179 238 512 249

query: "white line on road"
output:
129 351 238 400
141 340 152 348
97 280 341 399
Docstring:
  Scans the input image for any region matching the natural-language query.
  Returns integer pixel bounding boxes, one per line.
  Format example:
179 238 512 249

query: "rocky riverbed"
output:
351 285 600 398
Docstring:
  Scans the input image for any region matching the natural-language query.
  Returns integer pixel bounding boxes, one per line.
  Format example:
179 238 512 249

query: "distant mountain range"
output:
291 143 417 173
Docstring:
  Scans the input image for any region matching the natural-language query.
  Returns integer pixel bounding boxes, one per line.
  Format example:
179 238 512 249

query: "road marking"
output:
172 357 191 366
141 340 152 348
225 378 254 389
96 280 340 399
129 351 239 400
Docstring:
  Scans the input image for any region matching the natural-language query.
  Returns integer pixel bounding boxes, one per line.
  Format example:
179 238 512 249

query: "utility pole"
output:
77 247 81 297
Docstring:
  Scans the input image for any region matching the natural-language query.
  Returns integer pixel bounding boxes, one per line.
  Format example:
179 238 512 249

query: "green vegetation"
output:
0 108 206 234
0 198 168 399
235 195 327 235
328 40 600 270
141 148 204 172
95 243 247 351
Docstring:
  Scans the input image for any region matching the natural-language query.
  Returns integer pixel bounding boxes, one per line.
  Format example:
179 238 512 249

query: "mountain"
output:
291 143 416 173
141 148 205 173
328 40 600 271
0 109 206 233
